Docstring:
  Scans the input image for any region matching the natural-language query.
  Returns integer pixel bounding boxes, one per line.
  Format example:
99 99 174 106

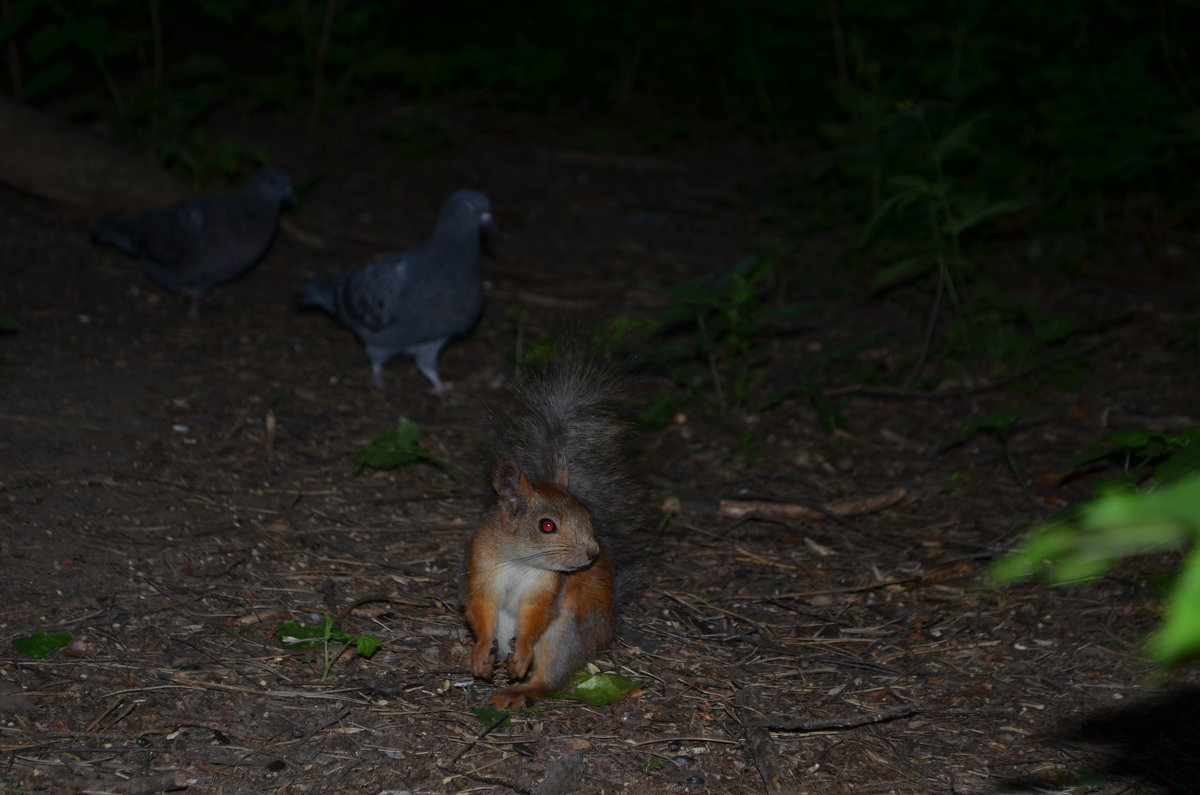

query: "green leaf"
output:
943 411 1020 449
1145 570 1178 597
989 523 1080 585
567 672 642 706
354 417 433 474
0 0 36 48
808 388 848 432
1155 443 1200 484
1065 428 1173 470
945 198 1031 236
761 302 814 320
25 23 65 62
473 707 512 727
354 634 382 658
883 172 941 197
1149 544 1200 665
278 614 339 647
1047 552 1115 584
857 193 911 247
932 117 981 160
13 630 72 658
61 16 108 57
20 62 72 102
869 254 936 290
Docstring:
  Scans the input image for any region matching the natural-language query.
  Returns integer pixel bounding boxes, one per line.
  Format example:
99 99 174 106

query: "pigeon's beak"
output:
480 211 498 233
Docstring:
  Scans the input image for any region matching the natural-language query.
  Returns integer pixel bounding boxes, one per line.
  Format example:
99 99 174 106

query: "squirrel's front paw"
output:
508 647 533 680
470 640 496 679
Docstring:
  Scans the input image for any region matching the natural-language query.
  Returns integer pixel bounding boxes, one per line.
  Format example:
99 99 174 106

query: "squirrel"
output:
464 359 642 709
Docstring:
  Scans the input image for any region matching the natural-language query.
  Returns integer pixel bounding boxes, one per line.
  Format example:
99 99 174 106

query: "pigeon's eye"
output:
539 518 557 534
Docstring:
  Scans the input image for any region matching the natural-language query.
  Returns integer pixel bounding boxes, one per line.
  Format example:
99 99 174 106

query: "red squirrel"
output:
464 360 641 709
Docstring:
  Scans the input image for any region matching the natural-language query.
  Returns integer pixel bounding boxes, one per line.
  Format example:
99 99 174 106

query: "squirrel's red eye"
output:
539 518 557 533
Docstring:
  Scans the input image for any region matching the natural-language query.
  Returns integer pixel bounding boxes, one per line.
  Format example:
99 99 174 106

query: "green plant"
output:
355 417 458 479
992 473 1200 667
651 245 808 415
1069 426 1200 491
376 108 456 159
472 707 511 728
850 105 1028 387
12 630 71 658
938 283 1083 392
551 670 642 706
277 613 381 681
940 411 1036 504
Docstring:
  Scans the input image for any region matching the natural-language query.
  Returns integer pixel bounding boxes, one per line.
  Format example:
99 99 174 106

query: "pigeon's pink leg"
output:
186 294 204 322
370 364 389 391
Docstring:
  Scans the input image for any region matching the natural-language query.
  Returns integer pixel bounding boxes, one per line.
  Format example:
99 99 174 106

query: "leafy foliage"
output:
277 613 381 681
992 474 1200 667
568 671 643 706
355 417 454 478
994 422 1200 669
648 246 809 416
546 669 643 706
1068 427 1200 490
12 630 71 658
472 707 511 728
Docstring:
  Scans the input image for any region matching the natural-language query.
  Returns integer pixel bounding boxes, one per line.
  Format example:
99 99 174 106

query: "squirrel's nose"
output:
586 541 599 559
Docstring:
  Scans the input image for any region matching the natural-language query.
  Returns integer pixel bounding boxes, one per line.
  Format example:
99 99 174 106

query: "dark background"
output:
7 0 1199 226
3 3 1200 792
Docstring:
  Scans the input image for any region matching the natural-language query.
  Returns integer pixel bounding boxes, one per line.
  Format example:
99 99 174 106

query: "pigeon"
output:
93 166 296 320
298 188 493 396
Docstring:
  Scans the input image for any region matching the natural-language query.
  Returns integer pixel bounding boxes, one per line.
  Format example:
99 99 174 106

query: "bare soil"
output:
2 108 1199 794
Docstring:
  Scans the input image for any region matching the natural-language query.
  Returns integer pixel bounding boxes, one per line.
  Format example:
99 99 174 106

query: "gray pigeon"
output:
93 166 295 321
298 189 493 395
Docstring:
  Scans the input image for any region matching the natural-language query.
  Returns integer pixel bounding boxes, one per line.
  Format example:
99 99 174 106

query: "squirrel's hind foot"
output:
488 682 550 710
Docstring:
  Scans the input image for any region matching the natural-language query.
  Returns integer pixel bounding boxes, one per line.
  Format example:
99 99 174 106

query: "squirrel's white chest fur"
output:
492 562 558 657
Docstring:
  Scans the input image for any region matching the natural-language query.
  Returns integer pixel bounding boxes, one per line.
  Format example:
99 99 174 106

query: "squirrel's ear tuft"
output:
493 459 533 518
554 465 570 489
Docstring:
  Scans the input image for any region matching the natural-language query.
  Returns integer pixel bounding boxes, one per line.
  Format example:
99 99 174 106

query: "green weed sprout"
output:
653 246 808 415
277 613 381 682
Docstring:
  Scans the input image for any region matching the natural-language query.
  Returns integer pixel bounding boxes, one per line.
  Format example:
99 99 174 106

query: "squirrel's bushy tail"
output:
499 358 645 571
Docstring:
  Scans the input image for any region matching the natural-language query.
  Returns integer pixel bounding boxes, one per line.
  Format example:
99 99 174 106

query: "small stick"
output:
436 719 532 795
664 487 906 521
746 703 920 732
735 688 786 795
716 487 907 521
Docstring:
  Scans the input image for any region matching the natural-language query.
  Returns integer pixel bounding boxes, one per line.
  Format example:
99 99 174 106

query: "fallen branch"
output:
746 703 920 732
664 487 907 522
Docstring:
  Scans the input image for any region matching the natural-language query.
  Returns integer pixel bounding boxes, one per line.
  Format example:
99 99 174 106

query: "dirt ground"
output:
2 107 1199 794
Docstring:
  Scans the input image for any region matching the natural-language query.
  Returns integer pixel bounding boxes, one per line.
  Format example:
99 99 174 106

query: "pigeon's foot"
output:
186 296 203 322
183 292 219 322
369 366 405 394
